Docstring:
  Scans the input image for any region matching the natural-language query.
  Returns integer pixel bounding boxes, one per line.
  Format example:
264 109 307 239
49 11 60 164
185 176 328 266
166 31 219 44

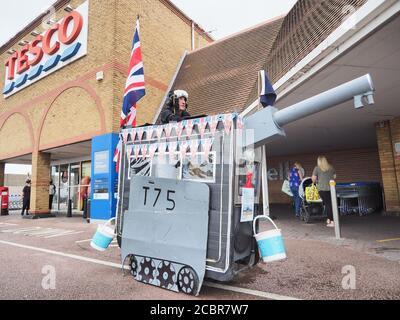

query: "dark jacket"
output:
23 185 31 201
161 94 191 124
161 107 191 124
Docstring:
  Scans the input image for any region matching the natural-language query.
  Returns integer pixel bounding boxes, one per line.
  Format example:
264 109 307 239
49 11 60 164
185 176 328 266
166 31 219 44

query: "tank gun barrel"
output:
244 74 375 148
273 74 374 127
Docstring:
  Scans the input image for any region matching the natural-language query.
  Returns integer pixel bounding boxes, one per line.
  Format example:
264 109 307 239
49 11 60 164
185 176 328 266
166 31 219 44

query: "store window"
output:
51 166 60 211
59 164 69 211
70 163 80 211
50 161 92 213
80 161 92 211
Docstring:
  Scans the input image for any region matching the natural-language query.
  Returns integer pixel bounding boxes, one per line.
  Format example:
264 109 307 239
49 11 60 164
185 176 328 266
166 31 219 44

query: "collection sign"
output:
3 1 89 98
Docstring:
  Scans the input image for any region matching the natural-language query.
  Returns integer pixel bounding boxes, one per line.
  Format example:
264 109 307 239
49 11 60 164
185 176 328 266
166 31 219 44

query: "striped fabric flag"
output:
113 139 122 173
120 18 146 128
258 70 276 107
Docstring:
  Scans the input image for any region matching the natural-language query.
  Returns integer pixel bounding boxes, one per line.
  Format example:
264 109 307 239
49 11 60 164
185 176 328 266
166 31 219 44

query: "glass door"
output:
70 163 81 211
59 164 69 211
51 166 60 211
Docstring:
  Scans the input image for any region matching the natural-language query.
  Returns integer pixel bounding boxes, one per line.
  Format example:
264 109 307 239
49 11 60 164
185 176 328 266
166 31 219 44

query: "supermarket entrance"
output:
45 141 92 215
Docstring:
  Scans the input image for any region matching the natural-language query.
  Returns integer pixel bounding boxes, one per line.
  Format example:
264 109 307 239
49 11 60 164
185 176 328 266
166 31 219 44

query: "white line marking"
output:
44 231 85 239
377 237 400 243
203 282 301 300
0 226 84 239
0 240 125 269
0 223 18 227
0 239 301 300
0 227 40 234
27 229 67 237
75 239 92 244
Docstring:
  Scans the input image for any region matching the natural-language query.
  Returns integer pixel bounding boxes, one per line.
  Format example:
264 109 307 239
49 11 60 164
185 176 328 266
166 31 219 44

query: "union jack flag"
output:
113 138 122 173
259 70 276 108
120 18 146 128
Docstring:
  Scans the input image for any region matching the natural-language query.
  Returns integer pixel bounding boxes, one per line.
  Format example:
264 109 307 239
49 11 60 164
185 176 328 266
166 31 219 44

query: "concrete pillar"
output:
0 163 4 186
376 121 400 212
30 152 51 216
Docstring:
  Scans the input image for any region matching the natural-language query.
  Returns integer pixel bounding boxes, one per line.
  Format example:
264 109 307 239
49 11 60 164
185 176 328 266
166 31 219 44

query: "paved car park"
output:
0 208 399 300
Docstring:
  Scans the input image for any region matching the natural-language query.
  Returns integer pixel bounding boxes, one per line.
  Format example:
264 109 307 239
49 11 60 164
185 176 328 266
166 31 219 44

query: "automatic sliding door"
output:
59 164 69 211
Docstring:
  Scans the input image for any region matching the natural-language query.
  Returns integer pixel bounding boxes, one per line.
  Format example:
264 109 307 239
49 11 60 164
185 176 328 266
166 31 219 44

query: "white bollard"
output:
330 180 341 239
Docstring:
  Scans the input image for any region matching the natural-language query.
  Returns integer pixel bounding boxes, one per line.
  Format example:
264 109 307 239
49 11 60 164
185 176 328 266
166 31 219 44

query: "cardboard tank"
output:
116 114 262 295
115 73 375 296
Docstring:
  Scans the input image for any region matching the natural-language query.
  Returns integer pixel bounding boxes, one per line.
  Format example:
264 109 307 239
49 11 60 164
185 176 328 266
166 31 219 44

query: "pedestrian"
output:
161 90 191 124
289 162 305 218
21 179 31 216
312 156 336 227
80 176 91 213
49 180 56 210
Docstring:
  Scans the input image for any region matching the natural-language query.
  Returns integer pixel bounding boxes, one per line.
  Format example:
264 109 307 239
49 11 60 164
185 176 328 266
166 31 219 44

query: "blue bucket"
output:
90 218 116 251
253 215 287 263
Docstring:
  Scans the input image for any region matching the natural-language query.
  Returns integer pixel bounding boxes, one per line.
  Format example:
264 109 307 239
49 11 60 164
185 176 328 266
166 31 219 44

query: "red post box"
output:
0 187 9 216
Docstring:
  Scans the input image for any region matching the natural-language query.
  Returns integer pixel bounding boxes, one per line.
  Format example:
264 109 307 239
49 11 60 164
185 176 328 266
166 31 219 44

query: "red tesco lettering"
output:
5 11 83 80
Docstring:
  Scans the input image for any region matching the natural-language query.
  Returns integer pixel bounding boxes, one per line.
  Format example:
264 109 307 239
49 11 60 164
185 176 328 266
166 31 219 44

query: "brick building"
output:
0 0 212 216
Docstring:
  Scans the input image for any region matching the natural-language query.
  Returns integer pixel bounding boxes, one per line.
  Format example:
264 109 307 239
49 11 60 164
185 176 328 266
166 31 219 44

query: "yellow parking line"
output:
376 237 400 243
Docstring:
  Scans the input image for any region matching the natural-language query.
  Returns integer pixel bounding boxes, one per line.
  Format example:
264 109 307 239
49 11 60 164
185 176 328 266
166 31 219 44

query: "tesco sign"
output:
3 1 88 97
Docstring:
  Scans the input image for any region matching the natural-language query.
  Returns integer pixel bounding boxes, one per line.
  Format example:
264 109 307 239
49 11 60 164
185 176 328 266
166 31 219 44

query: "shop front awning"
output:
43 140 92 163
266 14 400 157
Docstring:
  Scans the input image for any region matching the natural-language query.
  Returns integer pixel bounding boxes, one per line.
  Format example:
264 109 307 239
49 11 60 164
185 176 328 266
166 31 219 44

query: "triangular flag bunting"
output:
137 128 144 142
156 125 164 140
168 141 177 154
199 117 207 138
146 127 154 140
186 119 194 137
180 140 188 159
176 122 184 139
122 131 129 143
210 116 219 135
237 116 245 130
130 129 137 142
149 144 157 160
165 123 173 139
191 139 199 159
126 146 133 160
224 114 233 135
134 145 141 160
141 145 148 158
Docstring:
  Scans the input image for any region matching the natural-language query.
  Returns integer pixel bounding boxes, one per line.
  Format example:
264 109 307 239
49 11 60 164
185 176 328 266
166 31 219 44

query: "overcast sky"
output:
0 0 297 45
1 0 297 175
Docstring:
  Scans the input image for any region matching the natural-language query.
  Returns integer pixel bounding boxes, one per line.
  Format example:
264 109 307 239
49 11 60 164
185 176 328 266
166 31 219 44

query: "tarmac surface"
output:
0 206 399 300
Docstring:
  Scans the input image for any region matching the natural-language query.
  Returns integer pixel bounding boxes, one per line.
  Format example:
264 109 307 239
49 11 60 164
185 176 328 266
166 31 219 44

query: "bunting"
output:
119 113 240 144
126 145 133 160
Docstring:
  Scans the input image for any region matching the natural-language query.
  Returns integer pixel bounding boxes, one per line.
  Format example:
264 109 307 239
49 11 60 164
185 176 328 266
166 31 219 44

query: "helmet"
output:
165 89 189 112
174 90 189 100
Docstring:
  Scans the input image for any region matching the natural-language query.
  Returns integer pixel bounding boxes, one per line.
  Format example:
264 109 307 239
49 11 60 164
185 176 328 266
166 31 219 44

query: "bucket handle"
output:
100 218 116 231
253 215 279 236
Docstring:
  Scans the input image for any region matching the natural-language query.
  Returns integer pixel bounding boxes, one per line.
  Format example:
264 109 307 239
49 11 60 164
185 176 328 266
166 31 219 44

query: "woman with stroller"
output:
312 156 336 227
289 162 305 218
